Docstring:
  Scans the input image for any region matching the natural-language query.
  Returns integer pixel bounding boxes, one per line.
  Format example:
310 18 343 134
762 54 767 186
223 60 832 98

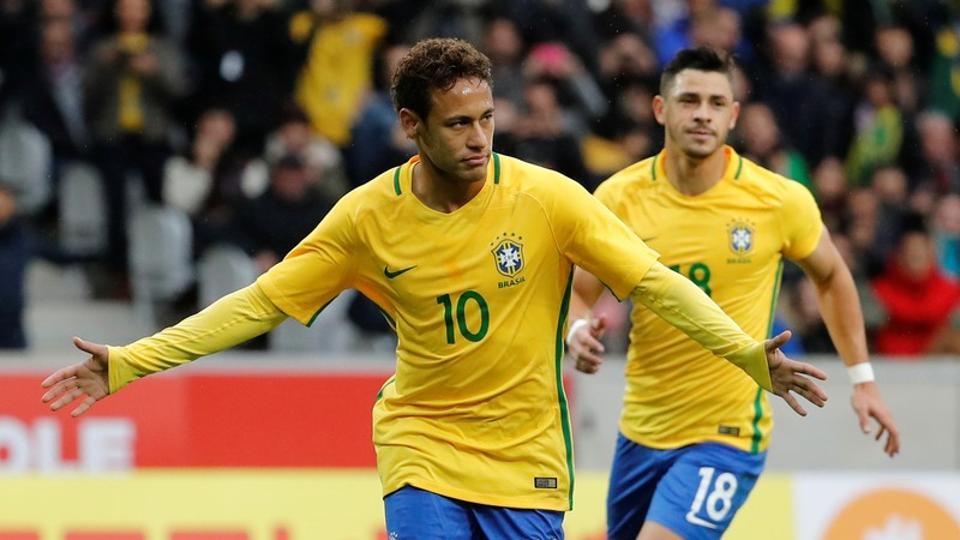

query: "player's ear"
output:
652 95 666 125
729 100 741 130
398 108 422 140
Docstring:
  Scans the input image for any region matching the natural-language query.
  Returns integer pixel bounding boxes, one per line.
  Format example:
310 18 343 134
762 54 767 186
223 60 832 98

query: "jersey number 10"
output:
436 291 490 344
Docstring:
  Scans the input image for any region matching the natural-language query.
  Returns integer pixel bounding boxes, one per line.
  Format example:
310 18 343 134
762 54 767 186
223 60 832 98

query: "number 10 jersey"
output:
257 153 660 511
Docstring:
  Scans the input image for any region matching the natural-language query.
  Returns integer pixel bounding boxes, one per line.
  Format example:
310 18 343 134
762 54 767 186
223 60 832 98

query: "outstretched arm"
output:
41 283 287 416
631 262 829 416
795 228 900 457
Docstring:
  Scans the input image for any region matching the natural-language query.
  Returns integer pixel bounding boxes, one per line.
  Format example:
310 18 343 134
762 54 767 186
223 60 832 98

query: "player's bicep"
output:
572 267 606 310
793 228 844 286
780 181 823 260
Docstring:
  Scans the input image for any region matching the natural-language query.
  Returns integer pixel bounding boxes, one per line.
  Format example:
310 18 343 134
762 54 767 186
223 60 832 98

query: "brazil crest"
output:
492 238 523 277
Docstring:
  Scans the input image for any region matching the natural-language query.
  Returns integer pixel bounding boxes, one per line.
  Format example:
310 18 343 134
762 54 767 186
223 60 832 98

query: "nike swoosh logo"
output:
641 236 657 243
384 265 417 279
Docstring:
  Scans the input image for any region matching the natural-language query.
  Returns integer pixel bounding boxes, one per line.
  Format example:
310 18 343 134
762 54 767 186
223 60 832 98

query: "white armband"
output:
847 362 875 385
565 318 589 346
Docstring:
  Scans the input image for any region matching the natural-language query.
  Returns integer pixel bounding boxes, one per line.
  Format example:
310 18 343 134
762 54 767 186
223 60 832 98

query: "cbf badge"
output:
727 219 755 263
491 233 527 288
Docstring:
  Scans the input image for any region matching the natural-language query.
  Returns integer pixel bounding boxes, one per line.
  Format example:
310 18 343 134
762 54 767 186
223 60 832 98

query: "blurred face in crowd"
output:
484 18 523 65
620 84 654 124
848 188 878 222
813 39 846 77
381 45 410 88
899 232 934 279
918 113 957 164
808 14 841 44
876 26 913 69
865 77 893 107
524 82 561 133
871 166 907 204
692 7 740 53
197 109 236 149
115 0 150 33
401 78 494 184
739 102 779 157
42 0 75 20
813 157 847 203
935 195 960 236
654 68 739 159
41 19 74 65
272 164 310 202
769 23 809 74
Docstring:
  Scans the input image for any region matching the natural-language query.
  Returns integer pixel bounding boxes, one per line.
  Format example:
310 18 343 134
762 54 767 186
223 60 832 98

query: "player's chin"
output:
458 163 488 182
682 140 719 159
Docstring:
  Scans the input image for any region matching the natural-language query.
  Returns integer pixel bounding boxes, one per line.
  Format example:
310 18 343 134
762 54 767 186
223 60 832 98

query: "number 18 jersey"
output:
594 146 822 455
257 153 659 511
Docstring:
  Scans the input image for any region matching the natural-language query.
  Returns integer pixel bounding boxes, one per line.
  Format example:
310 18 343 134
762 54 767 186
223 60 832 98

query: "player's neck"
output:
411 159 486 213
663 146 727 196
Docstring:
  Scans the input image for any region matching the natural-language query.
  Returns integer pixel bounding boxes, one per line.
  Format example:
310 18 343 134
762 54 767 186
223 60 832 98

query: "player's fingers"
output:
885 428 900 457
765 330 792 351
856 405 871 434
41 378 77 403
794 374 828 404
73 336 100 356
792 378 827 408
576 362 599 374
591 315 607 336
575 357 601 374
583 334 605 354
71 395 97 417
41 366 79 388
875 425 886 442
50 388 85 412
792 361 828 381
782 391 807 417
575 349 604 366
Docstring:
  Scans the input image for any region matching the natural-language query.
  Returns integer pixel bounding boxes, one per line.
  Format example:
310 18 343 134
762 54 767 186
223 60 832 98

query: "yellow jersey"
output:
594 146 822 454
292 12 387 145
258 154 659 511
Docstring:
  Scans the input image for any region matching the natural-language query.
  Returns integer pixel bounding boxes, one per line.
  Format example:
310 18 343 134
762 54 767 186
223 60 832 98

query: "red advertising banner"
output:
0 370 394 470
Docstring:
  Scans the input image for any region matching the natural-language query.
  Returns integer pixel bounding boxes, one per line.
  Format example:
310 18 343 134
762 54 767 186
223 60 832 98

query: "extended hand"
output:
40 337 110 417
852 381 900 457
569 316 607 374
765 331 829 416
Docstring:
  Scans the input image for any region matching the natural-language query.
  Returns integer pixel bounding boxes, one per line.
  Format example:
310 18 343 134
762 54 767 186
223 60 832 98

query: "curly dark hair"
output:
660 46 735 95
391 38 493 120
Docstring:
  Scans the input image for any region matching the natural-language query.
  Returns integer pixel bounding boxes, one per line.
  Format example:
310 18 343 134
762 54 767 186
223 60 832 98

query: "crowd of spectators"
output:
0 0 958 358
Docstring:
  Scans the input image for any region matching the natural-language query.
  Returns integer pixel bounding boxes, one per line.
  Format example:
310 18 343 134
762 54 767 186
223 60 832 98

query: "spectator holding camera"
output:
85 0 187 276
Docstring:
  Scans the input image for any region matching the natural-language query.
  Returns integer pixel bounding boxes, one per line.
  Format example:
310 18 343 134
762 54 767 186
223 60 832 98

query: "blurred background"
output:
0 0 959 539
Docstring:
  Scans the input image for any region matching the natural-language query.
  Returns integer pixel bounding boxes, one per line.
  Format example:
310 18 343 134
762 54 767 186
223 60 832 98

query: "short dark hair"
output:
659 47 735 95
391 38 493 120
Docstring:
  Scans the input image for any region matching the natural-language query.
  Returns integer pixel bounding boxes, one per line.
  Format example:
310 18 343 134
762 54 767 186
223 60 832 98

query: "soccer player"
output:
41 39 827 539
567 47 900 540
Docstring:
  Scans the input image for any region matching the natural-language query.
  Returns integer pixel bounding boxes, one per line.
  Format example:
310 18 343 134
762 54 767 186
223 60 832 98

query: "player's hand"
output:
40 337 110 417
851 381 900 457
764 330 829 416
569 316 607 374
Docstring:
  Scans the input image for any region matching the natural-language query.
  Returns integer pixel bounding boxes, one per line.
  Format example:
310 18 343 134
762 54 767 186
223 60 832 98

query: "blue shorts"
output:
607 433 766 540
384 485 564 539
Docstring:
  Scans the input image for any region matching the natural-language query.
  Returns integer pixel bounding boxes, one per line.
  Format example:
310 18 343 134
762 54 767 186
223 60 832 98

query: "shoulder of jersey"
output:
597 155 658 193
734 156 812 206
329 165 405 221
494 153 581 194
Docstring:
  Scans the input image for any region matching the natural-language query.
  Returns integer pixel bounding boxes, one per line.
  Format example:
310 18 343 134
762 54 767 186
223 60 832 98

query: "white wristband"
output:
847 362 875 385
566 318 589 346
